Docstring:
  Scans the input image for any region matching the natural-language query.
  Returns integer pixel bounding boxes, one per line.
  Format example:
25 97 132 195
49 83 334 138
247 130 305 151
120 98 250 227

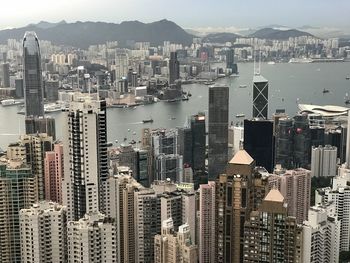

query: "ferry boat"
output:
267 61 276 65
236 113 245 118
288 58 312 63
142 118 153 123
239 85 247 88
1 99 24 106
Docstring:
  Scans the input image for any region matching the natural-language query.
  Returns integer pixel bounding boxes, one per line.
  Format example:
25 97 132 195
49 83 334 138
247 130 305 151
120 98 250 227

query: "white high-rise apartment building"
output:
115 49 129 81
62 97 108 221
199 181 216 263
67 212 116 263
311 145 337 177
302 203 340 263
19 201 67 263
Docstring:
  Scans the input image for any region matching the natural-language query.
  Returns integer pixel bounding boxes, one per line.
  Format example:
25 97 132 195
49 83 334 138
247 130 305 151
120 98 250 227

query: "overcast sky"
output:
0 0 349 29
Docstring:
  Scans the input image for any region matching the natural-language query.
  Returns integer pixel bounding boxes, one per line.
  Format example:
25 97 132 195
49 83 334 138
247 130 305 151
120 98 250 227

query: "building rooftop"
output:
253 74 268 83
229 149 254 165
264 189 284 203
298 104 348 117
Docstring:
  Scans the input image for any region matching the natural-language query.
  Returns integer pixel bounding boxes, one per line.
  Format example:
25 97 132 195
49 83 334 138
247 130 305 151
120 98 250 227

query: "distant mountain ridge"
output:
202 32 241 43
249 28 313 39
0 19 194 48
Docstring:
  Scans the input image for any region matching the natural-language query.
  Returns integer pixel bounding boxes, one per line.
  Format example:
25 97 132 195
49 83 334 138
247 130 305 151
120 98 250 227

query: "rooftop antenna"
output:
258 49 262 75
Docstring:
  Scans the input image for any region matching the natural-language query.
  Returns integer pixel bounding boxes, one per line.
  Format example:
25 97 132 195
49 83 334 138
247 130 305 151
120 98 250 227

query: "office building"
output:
252 74 268 119
215 150 269 263
25 116 56 140
44 80 59 102
275 117 294 168
136 148 152 187
199 182 216 263
44 143 64 203
155 154 183 182
154 218 198 263
269 168 311 224
294 114 311 168
0 159 35 263
208 85 229 179
19 201 67 263
117 144 138 176
23 31 44 117
62 97 108 221
152 129 178 155
169 51 180 84
225 48 238 74
311 145 337 177
229 125 244 157
67 212 116 263
1 63 10 87
115 49 129 81
244 119 275 172
243 189 303 262
15 78 24 98
302 203 340 263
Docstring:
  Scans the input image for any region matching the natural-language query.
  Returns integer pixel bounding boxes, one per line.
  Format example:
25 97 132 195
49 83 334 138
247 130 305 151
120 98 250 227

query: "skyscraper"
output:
0 63 10 88
154 218 198 263
215 150 269 263
208 85 229 179
225 48 238 74
311 145 337 177
199 182 216 263
243 189 303 262
243 119 275 172
169 51 180 85
44 143 64 203
19 201 67 263
23 32 44 117
302 203 340 263
0 159 35 263
269 168 311 224
62 97 108 221
252 74 268 119
67 212 117 263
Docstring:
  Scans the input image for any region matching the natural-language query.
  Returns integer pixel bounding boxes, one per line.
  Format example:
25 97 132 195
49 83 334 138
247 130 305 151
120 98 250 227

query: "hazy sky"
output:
1 0 349 29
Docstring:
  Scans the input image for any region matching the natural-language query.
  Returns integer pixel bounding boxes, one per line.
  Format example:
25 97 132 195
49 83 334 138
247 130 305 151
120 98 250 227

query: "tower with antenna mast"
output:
252 49 269 119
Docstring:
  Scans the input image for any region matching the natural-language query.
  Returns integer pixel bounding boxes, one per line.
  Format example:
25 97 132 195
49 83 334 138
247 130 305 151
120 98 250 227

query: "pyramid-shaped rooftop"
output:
229 149 254 165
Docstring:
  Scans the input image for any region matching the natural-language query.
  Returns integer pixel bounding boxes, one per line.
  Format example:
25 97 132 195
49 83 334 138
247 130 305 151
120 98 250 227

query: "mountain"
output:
249 28 313 39
0 19 194 48
27 20 67 29
202 32 241 43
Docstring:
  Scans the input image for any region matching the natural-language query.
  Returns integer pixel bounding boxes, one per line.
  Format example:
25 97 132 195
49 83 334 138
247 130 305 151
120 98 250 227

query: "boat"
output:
267 61 276 65
288 58 312 63
204 81 215 85
239 85 247 88
166 98 181 102
1 99 24 106
322 88 330 94
170 117 176 120
130 140 136 145
236 113 245 118
132 131 136 135
346 76 350 80
187 92 192 97
44 104 62 113
142 118 153 123
115 140 118 143
106 142 113 147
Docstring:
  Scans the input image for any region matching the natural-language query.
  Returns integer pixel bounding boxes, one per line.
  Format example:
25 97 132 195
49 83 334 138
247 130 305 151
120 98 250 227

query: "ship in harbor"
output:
289 57 344 63
1 99 24 106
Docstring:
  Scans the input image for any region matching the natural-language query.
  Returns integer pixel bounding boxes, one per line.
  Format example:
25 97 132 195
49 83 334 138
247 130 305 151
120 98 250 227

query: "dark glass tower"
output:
169 51 180 84
208 86 229 180
252 75 268 119
226 48 238 74
23 31 44 117
275 118 294 169
244 119 275 172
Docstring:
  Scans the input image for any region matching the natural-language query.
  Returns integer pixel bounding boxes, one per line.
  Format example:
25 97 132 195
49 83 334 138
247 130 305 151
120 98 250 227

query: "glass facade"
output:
23 31 44 117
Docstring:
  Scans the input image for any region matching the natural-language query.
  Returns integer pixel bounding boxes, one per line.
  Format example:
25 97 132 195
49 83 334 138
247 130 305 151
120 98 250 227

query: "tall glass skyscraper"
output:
23 31 44 117
208 85 229 180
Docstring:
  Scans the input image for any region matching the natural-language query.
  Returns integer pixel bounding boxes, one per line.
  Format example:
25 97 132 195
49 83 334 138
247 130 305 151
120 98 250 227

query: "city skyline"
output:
0 0 349 31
